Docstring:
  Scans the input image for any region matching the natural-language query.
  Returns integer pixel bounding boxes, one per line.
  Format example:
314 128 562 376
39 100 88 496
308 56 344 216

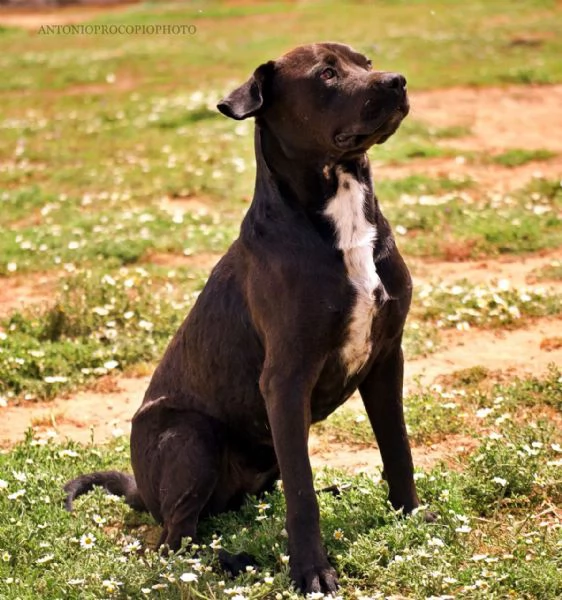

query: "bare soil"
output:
0 272 59 317
0 4 137 31
412 84 562 152
0 376 145 448
404 316 562 387
373 84 562 195
410 248 562 288
0 81 561 474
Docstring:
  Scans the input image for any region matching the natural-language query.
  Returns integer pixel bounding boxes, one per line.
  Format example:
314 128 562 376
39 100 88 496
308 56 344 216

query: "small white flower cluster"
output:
255 501 271 522
417 279 557 330
400 190 473 208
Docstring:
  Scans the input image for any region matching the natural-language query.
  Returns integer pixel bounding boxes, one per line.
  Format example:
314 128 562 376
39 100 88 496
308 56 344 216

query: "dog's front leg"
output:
359 342 420 513
260 364 338 594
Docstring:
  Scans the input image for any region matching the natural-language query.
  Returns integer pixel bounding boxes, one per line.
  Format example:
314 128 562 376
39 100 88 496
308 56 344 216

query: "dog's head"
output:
217 42 409 158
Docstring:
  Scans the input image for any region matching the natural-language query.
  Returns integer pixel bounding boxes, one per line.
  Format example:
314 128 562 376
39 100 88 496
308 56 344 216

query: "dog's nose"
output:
379 72 407 90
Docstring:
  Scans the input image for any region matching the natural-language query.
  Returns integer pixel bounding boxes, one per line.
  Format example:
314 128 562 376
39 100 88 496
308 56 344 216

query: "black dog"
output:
65 42 423 594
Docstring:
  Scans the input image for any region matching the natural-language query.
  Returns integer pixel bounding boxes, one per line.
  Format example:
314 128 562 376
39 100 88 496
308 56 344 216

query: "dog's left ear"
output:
217 61 275 120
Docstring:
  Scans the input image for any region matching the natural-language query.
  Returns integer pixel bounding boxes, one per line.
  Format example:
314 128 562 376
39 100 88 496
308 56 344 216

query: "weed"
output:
488 149 557 168
439 366 491 388
376 174 474 202
0 196 239 276
529 260 562 282
0 267 203 400
463 421 560 514
493 364 562 412
414 279 562 329
312 384 468 446
403 320 441 358
2 423 560 599
390 177 562 258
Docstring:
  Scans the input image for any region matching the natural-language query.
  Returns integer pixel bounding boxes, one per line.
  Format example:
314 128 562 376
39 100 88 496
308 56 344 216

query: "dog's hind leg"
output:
136 411 225 552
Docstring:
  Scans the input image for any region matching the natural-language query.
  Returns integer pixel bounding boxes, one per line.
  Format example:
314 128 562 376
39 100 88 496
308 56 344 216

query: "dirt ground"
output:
0 9 561 472
0 4 136 30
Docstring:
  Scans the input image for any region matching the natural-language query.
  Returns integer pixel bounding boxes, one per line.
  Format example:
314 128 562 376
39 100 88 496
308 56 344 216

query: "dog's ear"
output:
217 61 275 120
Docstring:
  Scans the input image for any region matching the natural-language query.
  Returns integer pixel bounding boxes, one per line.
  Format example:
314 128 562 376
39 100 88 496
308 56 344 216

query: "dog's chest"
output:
324 170 382 377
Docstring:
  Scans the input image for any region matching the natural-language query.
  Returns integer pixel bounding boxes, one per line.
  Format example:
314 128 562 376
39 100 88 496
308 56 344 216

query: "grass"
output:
2 172 560 275
389 177 562 259
2 0 562 92
0 193 238 276
1 388 560 599
487 364 562 412
376 173 474 201
413 278 562 329
0 267 205 401
312 385 466 446
403 320 441 358
1 261 559 403
311 384 467 447
488 149 557 168
369 121 460 165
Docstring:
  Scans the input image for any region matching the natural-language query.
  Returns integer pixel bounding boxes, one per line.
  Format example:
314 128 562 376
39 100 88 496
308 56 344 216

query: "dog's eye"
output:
320 67 337 80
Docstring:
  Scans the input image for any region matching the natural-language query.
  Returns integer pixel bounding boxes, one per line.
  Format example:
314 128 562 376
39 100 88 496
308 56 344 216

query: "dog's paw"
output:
422 510 438 523
218 549 257 576
403 505 438 524
292 563 338 594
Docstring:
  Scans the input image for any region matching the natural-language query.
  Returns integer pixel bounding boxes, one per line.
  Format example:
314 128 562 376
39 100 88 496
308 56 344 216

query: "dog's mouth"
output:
334 102 409 150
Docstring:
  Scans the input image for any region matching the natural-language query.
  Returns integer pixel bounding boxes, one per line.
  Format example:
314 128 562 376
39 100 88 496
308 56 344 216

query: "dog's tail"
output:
64 471 147 513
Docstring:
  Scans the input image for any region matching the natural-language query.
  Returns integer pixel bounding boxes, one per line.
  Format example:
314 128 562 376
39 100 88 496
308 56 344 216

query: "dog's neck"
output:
248 122 378 236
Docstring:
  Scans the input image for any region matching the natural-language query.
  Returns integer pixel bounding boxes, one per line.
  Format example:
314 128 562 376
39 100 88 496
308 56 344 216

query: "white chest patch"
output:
324 168 381 378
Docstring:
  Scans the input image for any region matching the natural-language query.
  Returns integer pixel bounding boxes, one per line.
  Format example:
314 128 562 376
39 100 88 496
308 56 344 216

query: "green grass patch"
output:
0 267 205 401
389 177 562 258
2 0 562 92
439 365 492 389
376 174 474 201
463 419 561 514
438 363 562 412
404 387 468 444
430 125 472 139
490 364 562 412
0 89 255 211
1 415 560 599
0 187 55 225
368 119 473 166
413 279 562 329
312 385 467 446
312 408 374 446
403 320 441 358
0 193 238 276
313 366 562 449
488 149 557 168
